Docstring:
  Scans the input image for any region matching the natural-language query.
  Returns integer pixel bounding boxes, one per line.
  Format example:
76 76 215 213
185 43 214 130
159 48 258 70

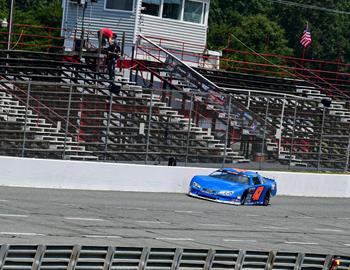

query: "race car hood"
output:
191 175 247 191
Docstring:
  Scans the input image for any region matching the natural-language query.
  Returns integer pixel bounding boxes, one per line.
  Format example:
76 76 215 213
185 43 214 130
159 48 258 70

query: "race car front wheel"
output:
263 191 271 206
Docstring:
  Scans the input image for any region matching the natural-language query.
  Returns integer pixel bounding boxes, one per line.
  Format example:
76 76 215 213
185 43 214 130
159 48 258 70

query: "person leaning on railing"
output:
97 28 116 49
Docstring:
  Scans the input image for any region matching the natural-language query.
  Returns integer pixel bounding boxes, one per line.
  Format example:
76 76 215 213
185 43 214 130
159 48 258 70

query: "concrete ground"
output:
0 187 349 255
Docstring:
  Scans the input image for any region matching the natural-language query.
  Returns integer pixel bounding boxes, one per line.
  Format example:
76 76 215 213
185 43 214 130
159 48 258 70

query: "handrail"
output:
139 35 219 91
220 53 350 100
137 35 277 134
133 59 183 91
223 48 350 68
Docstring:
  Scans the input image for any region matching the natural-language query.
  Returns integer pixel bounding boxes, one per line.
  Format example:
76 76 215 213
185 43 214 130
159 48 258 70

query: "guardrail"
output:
0 245 348 269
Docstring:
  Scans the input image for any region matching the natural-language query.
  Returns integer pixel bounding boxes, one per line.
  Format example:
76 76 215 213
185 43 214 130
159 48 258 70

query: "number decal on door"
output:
252 186 264 201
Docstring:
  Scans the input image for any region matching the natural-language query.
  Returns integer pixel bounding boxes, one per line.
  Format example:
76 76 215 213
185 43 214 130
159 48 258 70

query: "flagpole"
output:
302 47 305 59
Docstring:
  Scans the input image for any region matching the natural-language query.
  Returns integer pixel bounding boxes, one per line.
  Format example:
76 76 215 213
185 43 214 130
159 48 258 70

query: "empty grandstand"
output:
1 18 350 171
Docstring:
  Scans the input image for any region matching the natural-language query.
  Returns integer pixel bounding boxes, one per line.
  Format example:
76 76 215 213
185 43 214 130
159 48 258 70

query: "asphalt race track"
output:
0 187 349 255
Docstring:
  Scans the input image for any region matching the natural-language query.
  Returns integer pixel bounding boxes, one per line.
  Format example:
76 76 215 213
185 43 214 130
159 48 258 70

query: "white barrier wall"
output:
0 156 213 193
260 171 350 198
0 156 350 197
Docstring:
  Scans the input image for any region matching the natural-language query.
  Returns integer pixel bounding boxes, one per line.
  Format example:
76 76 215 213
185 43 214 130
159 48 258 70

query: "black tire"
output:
263 191 271 206
241 192 247 205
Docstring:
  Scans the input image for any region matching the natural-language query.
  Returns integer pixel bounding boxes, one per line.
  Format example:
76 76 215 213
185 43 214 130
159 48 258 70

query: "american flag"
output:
300 27 312 48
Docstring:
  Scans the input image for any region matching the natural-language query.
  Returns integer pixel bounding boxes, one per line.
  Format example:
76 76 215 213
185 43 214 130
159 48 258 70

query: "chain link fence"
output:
1 80 350 172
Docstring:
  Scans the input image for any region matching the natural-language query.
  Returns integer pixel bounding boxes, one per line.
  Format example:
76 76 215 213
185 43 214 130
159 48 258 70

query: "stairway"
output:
0 87 98 161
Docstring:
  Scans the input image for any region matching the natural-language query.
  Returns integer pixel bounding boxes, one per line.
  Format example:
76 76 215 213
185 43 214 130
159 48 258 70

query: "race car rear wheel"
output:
263 191 271 206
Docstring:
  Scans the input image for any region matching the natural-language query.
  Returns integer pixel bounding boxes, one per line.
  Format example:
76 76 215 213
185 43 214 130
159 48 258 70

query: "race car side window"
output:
210 170 224 177
252 176 261 185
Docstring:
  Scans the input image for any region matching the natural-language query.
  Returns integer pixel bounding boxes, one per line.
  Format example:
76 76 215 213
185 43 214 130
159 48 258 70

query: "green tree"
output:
230 15 291 55
0 0 6 19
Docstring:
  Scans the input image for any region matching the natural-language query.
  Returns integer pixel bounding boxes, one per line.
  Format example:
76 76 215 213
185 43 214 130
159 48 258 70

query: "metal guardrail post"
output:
67 245 81 270
104 92 114 161
185 94 194 166
145 91 153 164
278 95 287 159
234 250 245 270
345 129 350 172
129 46 135 82
32 245 46 270
266 251 276 270
317 107 326 171
63 85 73 160
294 252 305 270
0 244 9 268
259 97 270 171
247 91 251 109
222 94 232 167
21 82 31 157
138 247 150 270
171 248 183 270
103 246 116 270
119 32 126 73
323 254 334 270
204 249 215 270
288 102 298 170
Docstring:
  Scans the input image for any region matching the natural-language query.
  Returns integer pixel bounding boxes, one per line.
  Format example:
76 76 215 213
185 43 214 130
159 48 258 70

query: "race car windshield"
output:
210 170 250 185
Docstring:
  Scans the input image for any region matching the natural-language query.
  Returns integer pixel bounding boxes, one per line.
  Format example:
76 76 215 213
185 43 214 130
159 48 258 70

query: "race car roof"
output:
223 168 260 177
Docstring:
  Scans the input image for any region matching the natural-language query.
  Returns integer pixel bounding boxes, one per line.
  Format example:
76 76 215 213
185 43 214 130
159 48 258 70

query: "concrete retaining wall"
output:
0 156 349 197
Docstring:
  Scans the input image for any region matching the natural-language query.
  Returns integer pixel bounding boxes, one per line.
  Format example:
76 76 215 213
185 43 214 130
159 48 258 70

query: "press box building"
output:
61 0 216 65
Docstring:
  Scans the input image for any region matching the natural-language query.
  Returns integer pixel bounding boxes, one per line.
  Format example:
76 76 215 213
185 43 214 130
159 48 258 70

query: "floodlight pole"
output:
7 0 14 50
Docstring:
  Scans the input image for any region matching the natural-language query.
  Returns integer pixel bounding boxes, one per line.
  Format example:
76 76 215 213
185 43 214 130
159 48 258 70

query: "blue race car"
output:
188 168 277 206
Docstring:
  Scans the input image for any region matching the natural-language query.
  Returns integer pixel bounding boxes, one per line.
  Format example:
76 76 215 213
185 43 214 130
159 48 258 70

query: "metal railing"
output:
1 80 350 171
0 245 348 270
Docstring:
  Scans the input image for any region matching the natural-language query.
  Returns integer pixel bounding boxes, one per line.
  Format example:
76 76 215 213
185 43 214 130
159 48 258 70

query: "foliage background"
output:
208 0 350 62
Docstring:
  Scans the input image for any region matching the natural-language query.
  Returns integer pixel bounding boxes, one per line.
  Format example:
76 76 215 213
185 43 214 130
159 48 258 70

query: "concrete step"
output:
64 155 99 161
159 110 178 116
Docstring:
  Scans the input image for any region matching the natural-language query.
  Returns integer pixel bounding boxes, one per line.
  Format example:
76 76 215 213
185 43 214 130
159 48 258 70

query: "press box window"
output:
105 0 134 11
162 0 182 20
183 0 203 24
142 0 161 16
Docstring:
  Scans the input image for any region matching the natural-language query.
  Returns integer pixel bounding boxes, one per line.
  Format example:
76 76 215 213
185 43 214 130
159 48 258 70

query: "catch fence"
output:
1 80 350 171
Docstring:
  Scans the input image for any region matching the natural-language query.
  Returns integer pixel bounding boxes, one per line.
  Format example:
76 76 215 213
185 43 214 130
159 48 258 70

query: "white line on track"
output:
64 217 104 221
0 200 8 202
262 226 288 230
200 223 232 227
285 241 318 245
0 214 28 218
338 217 350 220
115 207 148 211
156 237 193 241
0 232 45 236
82 235 122 239
344 244 350 247
224 239 257 242
246 214 260 217
135 220 170 224
314 228 343 232
174 210 194 213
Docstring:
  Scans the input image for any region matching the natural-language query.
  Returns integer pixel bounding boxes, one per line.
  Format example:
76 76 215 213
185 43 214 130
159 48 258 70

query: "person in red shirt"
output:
97 28 116 48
